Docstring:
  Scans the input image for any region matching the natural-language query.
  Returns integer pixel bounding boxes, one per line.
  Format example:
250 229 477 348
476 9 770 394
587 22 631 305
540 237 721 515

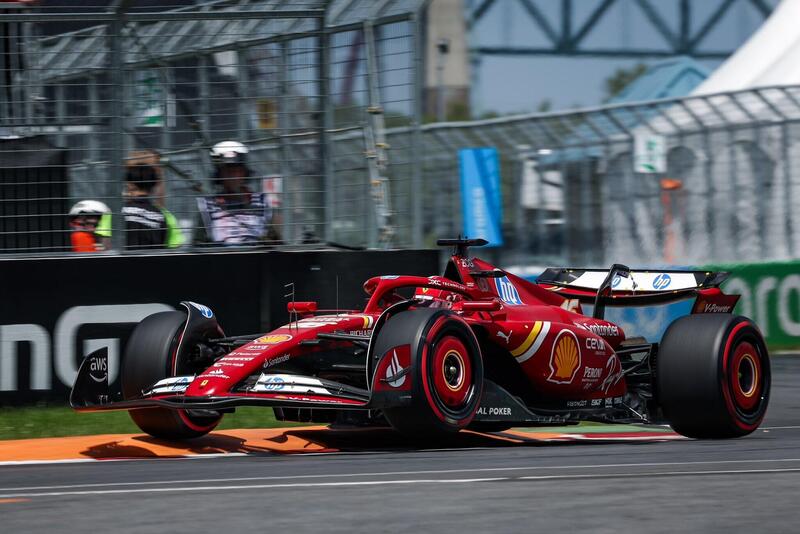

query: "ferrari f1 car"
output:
71 239 770 440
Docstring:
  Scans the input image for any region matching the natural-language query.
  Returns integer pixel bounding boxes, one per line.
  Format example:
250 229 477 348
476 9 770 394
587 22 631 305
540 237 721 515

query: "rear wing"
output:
537 267 731 309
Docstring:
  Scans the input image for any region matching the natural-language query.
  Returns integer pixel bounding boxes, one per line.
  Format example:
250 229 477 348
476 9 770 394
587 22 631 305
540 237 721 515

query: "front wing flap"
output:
70 347 370 413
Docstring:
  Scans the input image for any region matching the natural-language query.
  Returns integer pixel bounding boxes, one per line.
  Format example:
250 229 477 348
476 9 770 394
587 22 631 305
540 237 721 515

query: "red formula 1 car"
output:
71 239 770 440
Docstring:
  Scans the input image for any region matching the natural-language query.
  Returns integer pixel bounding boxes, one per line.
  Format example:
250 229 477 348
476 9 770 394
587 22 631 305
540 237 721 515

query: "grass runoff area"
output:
0 405 306 441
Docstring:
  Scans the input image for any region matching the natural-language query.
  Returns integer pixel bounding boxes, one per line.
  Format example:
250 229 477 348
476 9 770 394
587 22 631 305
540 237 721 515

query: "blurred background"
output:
1 0 799 408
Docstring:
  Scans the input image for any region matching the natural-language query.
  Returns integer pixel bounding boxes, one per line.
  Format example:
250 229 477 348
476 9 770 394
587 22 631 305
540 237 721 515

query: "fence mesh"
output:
0 0 424 254
3 1 799 268
406 85 800 267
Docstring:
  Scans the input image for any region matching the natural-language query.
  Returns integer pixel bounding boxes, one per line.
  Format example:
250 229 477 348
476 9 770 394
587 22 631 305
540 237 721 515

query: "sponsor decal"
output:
215 362 245 368
582 323 620 338
263 354 291 369
566 399 588 408
703 303 731 313
189 302 214 318
255 334 293 344
611 275 622 288
496 329 511 344
262 376 285 391
476 277 489 292
476 406 512 416
290 315 374 329
583 366 602 379
510 321 550 363
590 398 602 407
198 368 230 379
560 299 580 313
381 275 400 279
428 277 442 286
653 273 672 290
599 356 624 393
222 355 258 362
375 345 412 391
494 276 523 305
385 349 407 388
344 329 373 337
584 338 605 351
547 330 581 384
459 258 474 268
88 355 108 383
245 344 271 351
200 380 209 387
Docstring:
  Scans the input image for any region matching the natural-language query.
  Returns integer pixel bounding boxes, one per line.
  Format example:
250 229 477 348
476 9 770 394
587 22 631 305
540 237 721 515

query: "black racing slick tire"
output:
374 309 483 439
657 314 770 439
122 311 221 440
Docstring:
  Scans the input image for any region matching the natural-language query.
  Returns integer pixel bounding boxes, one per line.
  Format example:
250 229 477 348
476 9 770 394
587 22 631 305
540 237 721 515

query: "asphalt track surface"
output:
2 357 800 533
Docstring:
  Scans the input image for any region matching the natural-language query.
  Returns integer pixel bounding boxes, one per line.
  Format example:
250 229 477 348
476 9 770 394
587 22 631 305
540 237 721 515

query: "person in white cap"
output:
68 200 111 252
195 140 282 246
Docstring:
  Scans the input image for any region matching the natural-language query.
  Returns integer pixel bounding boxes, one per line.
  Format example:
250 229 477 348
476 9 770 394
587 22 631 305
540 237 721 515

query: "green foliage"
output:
0 405 306 440
603 63 648 102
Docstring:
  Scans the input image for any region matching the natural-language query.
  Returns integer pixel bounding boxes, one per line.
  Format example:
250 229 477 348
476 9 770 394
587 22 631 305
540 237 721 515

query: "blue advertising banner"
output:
459 147 503 247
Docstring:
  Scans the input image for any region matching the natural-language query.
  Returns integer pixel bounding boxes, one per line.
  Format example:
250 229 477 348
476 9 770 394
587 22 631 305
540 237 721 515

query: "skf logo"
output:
547 330 581 384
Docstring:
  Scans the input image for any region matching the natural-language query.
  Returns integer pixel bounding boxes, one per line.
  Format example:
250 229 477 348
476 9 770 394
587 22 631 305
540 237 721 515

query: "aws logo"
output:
547 330 581 384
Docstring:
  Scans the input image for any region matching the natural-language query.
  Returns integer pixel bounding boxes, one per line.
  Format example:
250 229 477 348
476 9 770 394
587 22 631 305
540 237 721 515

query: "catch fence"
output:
0 0 425 254
407 85 800 267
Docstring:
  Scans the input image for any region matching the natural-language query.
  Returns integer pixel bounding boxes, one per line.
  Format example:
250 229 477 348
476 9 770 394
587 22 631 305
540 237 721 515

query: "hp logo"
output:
653 273 672 290
494 276 523 305
264 376 285 391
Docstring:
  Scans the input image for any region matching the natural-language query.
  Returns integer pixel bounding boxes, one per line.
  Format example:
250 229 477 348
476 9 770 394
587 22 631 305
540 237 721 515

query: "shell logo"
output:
547 330 581 384
256 334 293 344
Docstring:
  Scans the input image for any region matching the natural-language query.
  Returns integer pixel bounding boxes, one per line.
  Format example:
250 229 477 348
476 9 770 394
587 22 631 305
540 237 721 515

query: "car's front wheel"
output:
122 311 221 439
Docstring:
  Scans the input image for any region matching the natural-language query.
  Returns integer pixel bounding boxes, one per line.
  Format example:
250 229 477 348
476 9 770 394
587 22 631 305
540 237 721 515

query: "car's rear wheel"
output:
657 314 770 439
374 309 483 439
122 311 221 439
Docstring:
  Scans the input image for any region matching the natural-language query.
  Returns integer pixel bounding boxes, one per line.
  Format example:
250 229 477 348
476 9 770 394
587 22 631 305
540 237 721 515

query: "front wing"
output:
70 348 371 413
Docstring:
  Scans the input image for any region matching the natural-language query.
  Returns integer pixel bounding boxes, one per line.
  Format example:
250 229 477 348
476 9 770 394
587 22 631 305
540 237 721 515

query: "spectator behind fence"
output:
194 140 282 246
123 150 184 250
68 200 111 253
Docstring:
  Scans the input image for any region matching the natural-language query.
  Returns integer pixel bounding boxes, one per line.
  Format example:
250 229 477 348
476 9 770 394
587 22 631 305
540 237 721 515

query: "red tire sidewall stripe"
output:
171 326 217 433
721 322 762 432
420 315 479 426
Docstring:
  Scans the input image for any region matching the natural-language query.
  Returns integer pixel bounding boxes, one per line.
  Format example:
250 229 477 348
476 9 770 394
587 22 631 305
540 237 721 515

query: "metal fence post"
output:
279 40 294 244
107 8 125 251
411 12 424 248
319 16 333 244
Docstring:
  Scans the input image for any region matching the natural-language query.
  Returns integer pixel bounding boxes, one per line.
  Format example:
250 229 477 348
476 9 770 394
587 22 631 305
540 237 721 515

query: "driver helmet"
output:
414 287 462 307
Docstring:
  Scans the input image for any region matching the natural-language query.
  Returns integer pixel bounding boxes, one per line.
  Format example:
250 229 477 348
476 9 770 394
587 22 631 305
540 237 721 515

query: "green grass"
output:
0 405 307 441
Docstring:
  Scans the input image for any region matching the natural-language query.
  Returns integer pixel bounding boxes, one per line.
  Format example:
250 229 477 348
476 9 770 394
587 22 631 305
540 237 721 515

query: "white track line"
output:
3 468 800 499
3 457 800 492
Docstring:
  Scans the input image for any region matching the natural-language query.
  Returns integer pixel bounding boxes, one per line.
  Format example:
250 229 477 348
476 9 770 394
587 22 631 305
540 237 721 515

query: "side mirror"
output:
288 301 318 314
459 299 502 312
